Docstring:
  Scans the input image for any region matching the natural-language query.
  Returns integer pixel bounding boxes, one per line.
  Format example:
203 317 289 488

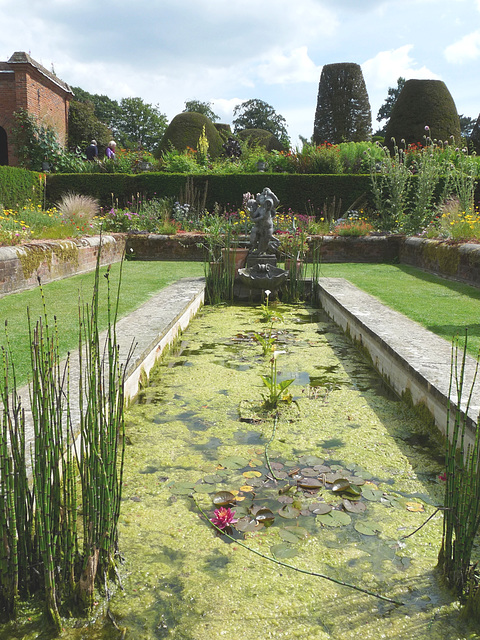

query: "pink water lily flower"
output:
210 507 238 530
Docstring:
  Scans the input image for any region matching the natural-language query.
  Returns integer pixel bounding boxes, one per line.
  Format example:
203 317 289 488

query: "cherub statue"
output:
247 187 280 255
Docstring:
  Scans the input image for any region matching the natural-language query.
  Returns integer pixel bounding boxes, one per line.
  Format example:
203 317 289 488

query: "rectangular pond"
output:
108 302 478 640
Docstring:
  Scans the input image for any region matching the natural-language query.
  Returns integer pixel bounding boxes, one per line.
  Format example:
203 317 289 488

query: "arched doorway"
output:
0 127 8 165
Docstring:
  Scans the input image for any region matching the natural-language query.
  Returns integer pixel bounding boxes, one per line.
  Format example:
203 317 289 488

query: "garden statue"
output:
247 187 281 255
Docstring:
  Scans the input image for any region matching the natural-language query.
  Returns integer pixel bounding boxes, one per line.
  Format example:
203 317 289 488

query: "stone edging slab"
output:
316 277 478 449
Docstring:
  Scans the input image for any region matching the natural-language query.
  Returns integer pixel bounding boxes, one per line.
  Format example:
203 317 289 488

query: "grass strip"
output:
0 261 204 386
317 263 480 357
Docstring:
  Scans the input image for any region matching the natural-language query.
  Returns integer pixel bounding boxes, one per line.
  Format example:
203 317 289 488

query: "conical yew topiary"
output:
313 62 372 144
383 79 461 149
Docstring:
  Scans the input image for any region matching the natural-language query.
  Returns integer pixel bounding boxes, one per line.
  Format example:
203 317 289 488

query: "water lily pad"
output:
233 505 249 518
170 481 196 495
313 464 331 473
284 525 309 538
203 474 223 484
277 495 294 504
243 470 262 478
270 543 298 559
331 478 351 492
194 484 214 494
324 472 345 483
212 491 236 506
248 458 263 467
236 516 261 533
279 528 301 543
388 498 403 509
271 461 284 470
352 468 372 479
278 504 301 519
298 478 322 490
347 476 366 486
239 485 254 492
361 487 383 501
300 467 319 477
218 456 249 469
309 502 332 515
354 522 378 536
316 510 351 527
255 508 275 524
342 499 366 514
405 502 424 512
298 455 324 466
247 477 264 487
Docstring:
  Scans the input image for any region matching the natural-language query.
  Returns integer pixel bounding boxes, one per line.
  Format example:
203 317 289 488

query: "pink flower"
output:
438 472 447 482
210 507 238 530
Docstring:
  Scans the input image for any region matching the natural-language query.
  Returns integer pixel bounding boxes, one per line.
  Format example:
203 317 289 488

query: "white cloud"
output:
444 30 480 63
362 45 441 126
256 47 321 85
362 44 440 90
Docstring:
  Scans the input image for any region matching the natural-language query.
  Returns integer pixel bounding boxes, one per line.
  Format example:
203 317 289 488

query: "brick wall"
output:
0 53 72 166
0 235 126 297
0 68 17 164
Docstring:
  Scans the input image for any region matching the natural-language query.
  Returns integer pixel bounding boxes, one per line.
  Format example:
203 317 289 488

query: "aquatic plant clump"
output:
0 255 131 630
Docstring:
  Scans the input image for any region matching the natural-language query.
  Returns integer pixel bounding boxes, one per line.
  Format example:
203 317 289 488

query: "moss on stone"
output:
423 241 459 276
17 241 79 280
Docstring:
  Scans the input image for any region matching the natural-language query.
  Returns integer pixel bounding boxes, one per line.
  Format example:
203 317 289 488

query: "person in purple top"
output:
106 140 116 159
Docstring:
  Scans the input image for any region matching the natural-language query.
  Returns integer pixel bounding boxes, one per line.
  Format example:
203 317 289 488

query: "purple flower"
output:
210 507 238 530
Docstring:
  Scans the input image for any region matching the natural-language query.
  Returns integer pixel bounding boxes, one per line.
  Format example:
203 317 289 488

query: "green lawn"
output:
0 261 204 387
318 263 480 356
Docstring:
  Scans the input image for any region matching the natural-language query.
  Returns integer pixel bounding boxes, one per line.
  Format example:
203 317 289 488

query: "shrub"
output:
384 80 461 149
313 62 372 144
236 129 284 152
158 112 224 159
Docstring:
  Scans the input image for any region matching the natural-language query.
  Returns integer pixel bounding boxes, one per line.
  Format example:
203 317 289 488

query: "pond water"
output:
2 303 479 639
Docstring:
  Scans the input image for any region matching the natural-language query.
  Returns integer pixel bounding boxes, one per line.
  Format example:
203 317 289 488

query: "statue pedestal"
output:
246 254 277 269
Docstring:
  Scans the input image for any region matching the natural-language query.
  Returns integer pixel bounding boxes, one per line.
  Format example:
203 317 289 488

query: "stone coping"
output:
316 277 479 448
5 277 205 477
0 234 126 297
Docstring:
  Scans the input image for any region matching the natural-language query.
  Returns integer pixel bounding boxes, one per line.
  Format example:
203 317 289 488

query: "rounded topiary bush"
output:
158 112 224 158
214 123 233 143
383 79 461 149
236 128 285 151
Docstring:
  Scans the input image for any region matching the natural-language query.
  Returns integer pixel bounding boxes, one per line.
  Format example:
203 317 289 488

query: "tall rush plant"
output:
0 248 132 628
438 334 480 618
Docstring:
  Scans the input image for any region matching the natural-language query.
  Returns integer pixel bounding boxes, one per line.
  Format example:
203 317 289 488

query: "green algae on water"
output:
111 304 479 640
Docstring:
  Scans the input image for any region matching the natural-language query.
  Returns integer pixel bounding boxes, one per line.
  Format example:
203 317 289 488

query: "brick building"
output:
0 51 73 166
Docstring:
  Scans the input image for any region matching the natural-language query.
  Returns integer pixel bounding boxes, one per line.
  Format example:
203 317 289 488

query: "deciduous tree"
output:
375 77 405 136
232 99 290 148
183 100 219 122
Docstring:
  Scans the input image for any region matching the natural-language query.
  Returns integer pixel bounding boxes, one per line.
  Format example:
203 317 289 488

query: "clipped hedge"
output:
46 173 373 215
0 166 43 209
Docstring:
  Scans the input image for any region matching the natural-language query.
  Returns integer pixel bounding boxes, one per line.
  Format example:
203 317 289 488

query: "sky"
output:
1 0 479 146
